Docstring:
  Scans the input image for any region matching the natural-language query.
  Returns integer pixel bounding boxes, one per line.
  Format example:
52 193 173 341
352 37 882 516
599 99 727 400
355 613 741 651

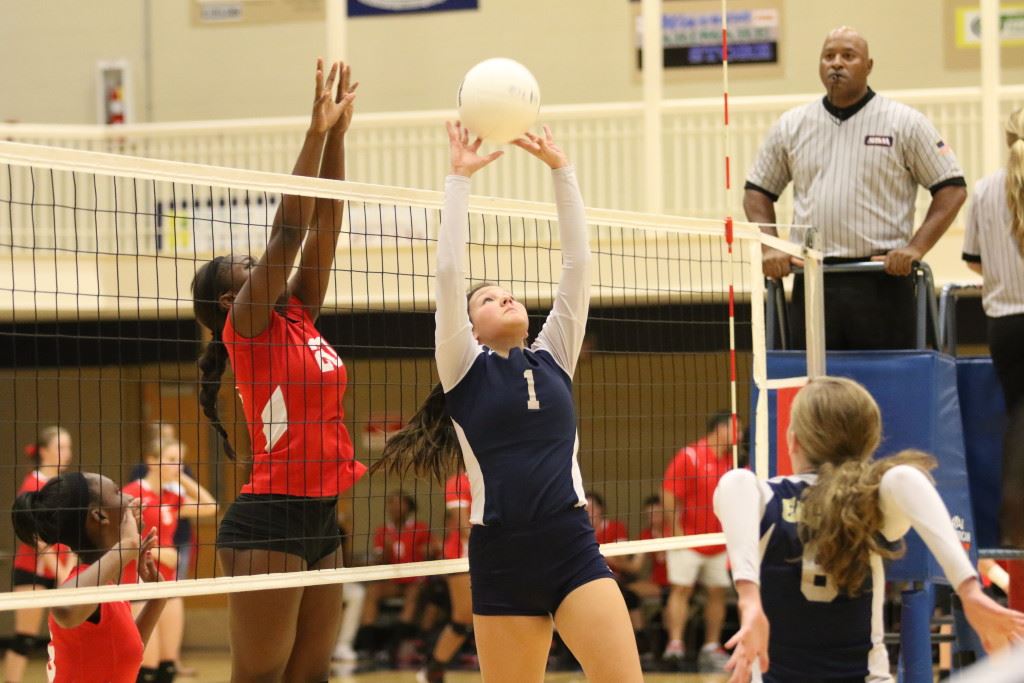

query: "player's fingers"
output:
470 136 484 152
725 631 741 650
484 150 504 164
315 58 325 96
789 256 804 268
760 650 770 671
543 124 554 142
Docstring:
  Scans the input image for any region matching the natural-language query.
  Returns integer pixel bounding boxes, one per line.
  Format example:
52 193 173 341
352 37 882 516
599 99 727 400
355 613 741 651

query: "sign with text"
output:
347 0 477 17
635 8 779 68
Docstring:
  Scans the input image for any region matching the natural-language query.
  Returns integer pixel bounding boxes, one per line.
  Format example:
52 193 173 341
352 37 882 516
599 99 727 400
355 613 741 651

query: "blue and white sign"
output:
348 0 477 16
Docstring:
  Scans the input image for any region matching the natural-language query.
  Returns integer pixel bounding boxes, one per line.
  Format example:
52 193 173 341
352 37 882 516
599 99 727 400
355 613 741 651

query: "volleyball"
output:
457 58 541 144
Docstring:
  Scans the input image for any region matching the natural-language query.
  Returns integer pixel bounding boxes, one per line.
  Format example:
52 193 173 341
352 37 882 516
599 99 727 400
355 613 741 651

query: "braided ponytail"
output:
192 256 238 460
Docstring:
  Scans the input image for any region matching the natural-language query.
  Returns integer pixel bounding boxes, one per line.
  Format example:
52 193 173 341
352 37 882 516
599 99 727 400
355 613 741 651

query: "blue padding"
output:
753 351 978 582
956 357 1005 549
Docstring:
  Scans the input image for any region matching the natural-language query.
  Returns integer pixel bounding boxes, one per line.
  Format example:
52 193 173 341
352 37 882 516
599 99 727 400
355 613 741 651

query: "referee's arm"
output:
879 181 967 276
744 185 795 280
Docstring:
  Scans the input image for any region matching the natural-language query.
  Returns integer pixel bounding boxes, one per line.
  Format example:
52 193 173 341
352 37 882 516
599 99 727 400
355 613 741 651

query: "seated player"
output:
360 492 435 665
12 472 167 683
123 439 216 682
621 495 671 660
716 377 1024 683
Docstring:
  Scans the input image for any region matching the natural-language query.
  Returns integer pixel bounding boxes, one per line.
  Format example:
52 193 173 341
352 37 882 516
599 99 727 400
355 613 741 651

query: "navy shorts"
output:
217 494 340 567
468 506 613 616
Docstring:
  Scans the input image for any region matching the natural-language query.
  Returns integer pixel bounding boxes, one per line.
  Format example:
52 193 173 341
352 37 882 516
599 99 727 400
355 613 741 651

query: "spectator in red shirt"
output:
661 412 737 672
360 492 435 665
11 471 166 683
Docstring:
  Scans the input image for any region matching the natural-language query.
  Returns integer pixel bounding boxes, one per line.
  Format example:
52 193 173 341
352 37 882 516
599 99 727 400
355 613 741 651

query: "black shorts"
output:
11 568 55 590
216 494 340 567
468 506 613 616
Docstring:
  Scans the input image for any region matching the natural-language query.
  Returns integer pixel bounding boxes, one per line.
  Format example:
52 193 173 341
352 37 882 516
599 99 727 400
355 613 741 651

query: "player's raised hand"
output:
724 582 770 683
513 125 568 170
310 58 349 135
447 121 503 178
958 578 1024 653
329 61 359 137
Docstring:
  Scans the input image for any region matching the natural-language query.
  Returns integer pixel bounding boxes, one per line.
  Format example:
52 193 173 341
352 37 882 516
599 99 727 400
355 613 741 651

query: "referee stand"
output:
759 261 1011 682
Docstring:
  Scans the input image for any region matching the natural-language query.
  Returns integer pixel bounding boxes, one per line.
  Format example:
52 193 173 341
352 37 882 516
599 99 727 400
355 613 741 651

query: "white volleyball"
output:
457 58 541 144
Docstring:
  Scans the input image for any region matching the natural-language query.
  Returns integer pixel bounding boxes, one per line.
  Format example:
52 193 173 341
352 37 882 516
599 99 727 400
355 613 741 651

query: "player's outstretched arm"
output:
290 61 358 319
435 121 501 390
879 465 1024 652
231 59 340 338
516 126 592 376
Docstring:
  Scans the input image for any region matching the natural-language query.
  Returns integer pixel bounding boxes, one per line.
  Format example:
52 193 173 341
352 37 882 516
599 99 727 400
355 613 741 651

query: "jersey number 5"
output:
523 370 541 410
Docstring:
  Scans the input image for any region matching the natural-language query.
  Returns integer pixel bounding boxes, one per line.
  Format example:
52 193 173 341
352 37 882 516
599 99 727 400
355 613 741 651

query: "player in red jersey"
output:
661 412 737 672
418 471 473 683
189 60 365 682
124 440 217 682
361 492 434 664
11 471 167 683
5 426 75 683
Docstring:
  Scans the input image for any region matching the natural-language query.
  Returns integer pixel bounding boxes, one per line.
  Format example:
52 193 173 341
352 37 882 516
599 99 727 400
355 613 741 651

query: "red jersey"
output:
662 437 731 555
13 471 70 577
640 527 669 587
223 297 367 497
443 473 471 560
121 479 181 582
46 565 144 683
373 520 433 584
593 519 629 546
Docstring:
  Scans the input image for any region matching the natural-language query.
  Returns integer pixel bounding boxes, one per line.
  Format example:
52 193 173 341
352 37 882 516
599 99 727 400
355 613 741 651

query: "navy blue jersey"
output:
759 475 889 681
446 346 582 526
436 169 590 527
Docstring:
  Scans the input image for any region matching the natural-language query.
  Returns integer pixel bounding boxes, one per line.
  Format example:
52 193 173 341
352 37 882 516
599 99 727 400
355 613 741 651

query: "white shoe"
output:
332 643 358 662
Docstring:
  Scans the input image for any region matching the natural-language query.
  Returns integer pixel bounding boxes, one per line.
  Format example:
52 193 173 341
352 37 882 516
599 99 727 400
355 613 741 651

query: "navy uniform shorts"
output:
468 506 614 616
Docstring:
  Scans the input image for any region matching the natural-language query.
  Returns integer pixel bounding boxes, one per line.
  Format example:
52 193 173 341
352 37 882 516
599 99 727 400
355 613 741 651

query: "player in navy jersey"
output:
189 61 365 682
372 122 642 682
713 377 1024 683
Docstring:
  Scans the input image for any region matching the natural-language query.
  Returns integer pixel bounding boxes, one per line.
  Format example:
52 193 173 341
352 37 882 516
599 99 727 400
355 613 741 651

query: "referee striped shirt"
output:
746 89 965 258
963 169 1024 317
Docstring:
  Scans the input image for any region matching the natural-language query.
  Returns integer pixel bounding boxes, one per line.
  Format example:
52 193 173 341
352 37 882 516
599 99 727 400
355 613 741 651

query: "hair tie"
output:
24 444 38 458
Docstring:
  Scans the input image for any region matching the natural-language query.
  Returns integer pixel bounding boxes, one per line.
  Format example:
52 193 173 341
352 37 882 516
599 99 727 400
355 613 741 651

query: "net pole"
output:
720 0 740 464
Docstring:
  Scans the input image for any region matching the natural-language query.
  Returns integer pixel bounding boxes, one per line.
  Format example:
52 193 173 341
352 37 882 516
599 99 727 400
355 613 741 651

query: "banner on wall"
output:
635 8 779 68
954 4 1024 47
347 0 477 16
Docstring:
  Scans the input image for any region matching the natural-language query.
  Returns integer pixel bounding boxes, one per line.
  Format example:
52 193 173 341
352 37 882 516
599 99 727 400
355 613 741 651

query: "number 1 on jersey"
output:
523 369 541 410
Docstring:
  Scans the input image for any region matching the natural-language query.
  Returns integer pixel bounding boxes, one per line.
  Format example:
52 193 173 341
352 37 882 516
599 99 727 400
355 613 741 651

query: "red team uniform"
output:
639 527 669 587
592 518 629 546
121 479 182 583
442 473 471 561
661 437 731 555
13 471 69 584
46 565 144 683
223 297 366 497
373 520 433 585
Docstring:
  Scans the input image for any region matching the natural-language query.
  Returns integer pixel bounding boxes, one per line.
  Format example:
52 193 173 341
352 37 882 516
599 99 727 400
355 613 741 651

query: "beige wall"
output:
2 0 1022 123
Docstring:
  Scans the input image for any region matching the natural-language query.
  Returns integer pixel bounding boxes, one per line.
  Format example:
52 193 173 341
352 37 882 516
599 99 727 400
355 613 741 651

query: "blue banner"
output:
347 0 477 16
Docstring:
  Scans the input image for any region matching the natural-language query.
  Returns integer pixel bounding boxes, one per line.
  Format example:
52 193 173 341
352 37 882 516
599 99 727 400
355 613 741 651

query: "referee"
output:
744 26 967 350
962 107 1024 547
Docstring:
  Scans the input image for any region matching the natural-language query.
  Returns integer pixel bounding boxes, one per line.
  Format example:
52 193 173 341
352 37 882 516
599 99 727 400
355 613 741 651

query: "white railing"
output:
2 85 1023 221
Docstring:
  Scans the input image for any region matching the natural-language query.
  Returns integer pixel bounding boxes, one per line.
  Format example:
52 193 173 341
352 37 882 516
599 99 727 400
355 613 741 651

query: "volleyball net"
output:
0 140 819 608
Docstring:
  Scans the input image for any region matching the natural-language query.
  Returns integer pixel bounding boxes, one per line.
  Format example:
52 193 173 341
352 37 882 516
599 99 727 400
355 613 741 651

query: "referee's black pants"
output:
988 313 1024 414
789 264 917 351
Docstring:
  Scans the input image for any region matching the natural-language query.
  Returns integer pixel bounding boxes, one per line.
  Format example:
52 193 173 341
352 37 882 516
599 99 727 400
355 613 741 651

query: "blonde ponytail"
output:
799 449 936 596
1006 108 1024 256
788 377 937 596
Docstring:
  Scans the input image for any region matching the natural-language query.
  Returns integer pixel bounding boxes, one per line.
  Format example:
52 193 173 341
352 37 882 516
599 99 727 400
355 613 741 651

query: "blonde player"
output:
715 377 1024 682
